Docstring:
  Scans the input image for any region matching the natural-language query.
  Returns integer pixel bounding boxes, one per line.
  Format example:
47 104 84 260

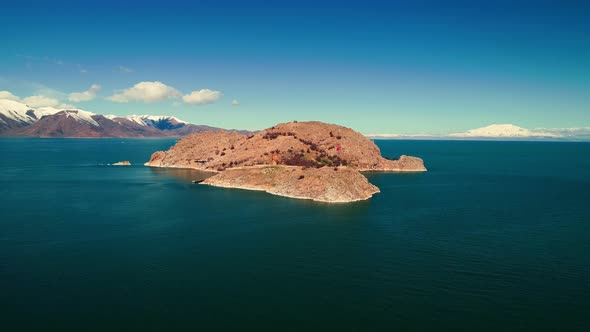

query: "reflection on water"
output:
149 167 214 182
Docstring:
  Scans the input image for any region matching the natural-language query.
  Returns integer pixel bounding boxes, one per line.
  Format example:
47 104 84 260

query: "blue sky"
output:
1 0 589 133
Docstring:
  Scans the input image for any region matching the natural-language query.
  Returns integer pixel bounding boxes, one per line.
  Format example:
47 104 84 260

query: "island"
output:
112 161 131 166
145 121 426 203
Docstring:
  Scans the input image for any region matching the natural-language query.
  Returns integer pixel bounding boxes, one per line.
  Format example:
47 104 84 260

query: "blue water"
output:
1 138 589 331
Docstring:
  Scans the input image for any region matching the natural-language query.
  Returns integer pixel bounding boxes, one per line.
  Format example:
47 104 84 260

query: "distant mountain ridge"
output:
0 99 247 138
367 124 590 141
448 124 559 138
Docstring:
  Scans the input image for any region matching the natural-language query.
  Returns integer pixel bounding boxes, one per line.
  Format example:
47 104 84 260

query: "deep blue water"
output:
1 138 589 331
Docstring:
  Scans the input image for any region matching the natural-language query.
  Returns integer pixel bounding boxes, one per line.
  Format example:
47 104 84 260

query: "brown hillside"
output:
145 121 426 203
146 121 426 172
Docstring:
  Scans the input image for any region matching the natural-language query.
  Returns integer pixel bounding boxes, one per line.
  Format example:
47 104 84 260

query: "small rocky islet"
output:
145 121 426 203
112 161 131 166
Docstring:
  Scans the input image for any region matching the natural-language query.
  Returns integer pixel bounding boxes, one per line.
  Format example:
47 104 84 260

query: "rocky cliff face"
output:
146 121 426 203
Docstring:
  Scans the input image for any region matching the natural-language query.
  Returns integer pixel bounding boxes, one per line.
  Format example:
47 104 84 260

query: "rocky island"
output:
112 161 131 166
145 121 426 203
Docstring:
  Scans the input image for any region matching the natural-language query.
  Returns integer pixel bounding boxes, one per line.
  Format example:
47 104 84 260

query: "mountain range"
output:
3 98 588 140
0 99 246 137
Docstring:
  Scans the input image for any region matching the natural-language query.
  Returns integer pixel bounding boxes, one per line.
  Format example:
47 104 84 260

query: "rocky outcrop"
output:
145 121 426 172
371 155 427 172
112 161 131 166
145 121 426 202
202 166 380 203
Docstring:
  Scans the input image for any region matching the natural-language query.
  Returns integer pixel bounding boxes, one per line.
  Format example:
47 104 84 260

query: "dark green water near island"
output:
1 138 589 331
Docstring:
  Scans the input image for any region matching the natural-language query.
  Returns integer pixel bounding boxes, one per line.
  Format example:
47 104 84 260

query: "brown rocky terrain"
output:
146 121 427 202
201 166 380 203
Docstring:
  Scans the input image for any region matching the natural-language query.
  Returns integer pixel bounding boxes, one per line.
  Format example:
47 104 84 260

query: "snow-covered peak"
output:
27 106 96 126
59 109 99 127
37 107 63 115
141 115 188 124
124 115 150 126
0 99 37 124
450 124 560 138
34 106 63 119
109 114 189 127
0 99 99 127
1 99 190 130
0 99 31 113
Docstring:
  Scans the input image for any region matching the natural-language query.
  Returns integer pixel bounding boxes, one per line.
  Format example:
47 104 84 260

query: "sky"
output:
1 0 589 133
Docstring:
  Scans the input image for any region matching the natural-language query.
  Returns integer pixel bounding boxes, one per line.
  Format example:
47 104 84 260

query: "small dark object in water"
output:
192 179 205 184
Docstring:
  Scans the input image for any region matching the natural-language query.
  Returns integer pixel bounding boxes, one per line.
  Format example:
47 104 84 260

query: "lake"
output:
1 138 589 331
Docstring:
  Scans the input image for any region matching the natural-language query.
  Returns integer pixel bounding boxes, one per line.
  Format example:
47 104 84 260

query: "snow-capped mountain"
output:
105 114 188 130
449 124 560 138
367 124 589 140
0 99 62 130
0 99 245 138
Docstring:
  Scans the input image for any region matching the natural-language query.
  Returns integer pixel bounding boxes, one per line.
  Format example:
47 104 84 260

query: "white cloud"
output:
108 81 180 103
22 95 61 108
1 89 74 109
21 95 75 109
231 99 239 106
0 90 20 101
68 84 101 102
1 85 93 109
182 89 223 105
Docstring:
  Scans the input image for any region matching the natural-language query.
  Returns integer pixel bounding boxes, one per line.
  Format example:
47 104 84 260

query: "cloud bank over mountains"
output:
108 81 181 103
2 80 228 110
0 90 75 109
106 81 224 106
0 91 20 101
